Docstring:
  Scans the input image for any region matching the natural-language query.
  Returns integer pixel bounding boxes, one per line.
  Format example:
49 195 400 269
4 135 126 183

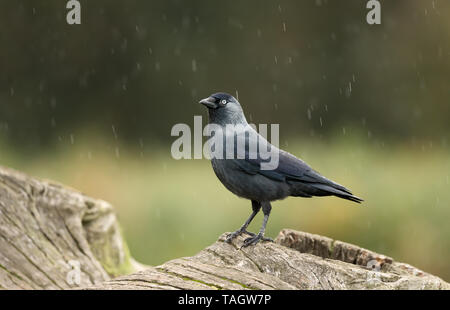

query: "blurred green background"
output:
0 1 449 280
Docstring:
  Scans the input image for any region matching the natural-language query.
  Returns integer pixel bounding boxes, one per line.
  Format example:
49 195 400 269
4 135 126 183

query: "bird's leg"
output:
225 200 261 243
242 201 273 248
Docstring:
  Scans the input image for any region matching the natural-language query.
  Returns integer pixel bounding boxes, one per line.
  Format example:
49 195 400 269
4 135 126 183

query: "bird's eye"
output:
220 99 227 105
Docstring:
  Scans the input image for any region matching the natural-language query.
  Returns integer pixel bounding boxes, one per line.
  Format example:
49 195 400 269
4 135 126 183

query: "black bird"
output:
199 92 363 247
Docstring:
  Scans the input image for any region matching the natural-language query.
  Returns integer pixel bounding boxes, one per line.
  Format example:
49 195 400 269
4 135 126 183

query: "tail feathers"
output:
334 192 364 203
310 183 363 203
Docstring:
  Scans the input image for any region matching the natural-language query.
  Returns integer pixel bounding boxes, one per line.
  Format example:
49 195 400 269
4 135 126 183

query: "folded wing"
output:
233 149 363 203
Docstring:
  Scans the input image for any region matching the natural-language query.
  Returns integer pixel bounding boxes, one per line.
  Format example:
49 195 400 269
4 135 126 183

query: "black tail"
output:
309 183 364 203
287 168 363 203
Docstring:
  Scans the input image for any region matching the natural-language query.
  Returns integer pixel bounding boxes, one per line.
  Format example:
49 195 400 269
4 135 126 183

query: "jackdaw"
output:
199 92 363 247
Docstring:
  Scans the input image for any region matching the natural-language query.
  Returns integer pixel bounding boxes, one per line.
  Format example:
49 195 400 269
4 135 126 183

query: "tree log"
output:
0 166 139 289
0 166 448 290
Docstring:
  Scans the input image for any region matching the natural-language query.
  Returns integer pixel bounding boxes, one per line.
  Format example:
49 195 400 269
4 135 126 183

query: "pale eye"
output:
221 99 227 105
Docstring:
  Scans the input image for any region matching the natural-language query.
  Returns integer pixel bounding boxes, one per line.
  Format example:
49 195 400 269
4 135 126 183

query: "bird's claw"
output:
241 234 273 248
225 229 255 243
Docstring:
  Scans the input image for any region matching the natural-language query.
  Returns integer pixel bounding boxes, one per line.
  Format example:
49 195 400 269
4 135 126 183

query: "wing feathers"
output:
232 148 363 203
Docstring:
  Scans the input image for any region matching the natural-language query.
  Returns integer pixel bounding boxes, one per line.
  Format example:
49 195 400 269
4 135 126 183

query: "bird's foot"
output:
241 233 273 248
225 228 255 243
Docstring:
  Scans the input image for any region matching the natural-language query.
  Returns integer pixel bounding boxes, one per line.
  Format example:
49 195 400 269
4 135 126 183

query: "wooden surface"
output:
0 166 448 290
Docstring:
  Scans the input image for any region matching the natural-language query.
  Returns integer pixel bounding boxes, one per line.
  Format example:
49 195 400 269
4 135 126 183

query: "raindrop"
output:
282 22 287 32
345 82 352 97
191 59 197 72
70 134 75 145
182 16 191 28
39 81 45 92
0 122 8 132
307 109 312 120
112 125 118 140
115 147 120 159
120 39 128 51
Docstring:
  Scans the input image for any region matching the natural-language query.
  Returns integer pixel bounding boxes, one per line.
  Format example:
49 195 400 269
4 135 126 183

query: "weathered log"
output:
0 166 448 290
88 230 449 290
0 166 141 289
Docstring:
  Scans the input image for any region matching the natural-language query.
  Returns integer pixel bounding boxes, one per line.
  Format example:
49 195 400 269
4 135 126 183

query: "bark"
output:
0 166 139 289
0 165 448 290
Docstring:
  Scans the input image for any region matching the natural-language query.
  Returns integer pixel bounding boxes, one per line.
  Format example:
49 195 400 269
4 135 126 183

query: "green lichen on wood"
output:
97 227 136 277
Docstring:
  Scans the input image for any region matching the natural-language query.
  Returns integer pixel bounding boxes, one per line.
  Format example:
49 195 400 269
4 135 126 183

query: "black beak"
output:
199 97 218 109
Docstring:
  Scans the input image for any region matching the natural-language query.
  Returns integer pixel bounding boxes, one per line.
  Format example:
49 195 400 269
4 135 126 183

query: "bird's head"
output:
199 92 246 125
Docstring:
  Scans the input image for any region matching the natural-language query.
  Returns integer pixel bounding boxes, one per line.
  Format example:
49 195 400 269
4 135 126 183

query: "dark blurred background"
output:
0 1 449 280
